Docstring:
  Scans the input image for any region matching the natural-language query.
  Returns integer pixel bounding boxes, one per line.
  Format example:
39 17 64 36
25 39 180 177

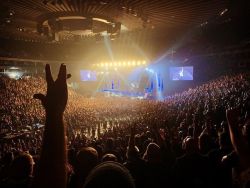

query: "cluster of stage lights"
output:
94 60 147 67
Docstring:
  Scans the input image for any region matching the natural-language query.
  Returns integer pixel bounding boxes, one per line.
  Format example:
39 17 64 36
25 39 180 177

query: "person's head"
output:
143 143 161 163
182 136 196 154
75 147 98 178
101 153 117 162
83 162 135 188
11 152 34 178
105 138 114 151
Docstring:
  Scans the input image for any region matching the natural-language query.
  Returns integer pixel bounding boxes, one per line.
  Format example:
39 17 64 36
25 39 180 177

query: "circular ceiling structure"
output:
0 0 230 42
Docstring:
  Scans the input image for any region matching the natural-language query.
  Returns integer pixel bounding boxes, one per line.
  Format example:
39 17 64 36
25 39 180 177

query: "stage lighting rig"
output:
37 15 122 41
0 6 15 25
94 60 147 68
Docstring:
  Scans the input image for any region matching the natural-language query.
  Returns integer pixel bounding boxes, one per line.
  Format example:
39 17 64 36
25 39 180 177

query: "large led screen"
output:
169 66 193 80
80 70 97 81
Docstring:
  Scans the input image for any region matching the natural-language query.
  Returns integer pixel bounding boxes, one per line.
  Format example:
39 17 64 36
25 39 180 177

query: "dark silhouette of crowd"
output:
0 64 250 188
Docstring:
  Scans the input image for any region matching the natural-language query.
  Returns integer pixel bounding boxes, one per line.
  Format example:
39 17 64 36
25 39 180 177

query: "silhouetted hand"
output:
34 64 70 116
32 64 70 188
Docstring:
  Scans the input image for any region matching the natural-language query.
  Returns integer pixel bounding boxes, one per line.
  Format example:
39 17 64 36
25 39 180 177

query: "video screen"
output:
170 66 193 80
80 70 97 81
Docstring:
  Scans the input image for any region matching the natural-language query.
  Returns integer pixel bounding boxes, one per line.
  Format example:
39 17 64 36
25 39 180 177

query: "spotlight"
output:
118 62 122 66
9 11 15 16
5 19 11 23
123 62 126 66
132 61 136 66
142 60 146 65
101 63 104 67
128 62 131 66
109 63 113 67
114 62 117 66
105 63 108 67
137 61 141 65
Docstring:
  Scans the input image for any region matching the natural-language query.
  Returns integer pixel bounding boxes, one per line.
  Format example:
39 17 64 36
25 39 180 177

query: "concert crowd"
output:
0 66 250 188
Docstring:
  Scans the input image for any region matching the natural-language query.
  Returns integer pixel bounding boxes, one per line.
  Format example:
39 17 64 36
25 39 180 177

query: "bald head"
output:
75 147 98 177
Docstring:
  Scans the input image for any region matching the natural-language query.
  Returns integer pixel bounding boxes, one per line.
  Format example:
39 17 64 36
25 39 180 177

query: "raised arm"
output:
128 124 136 149
226 107 250 167
151 121 167 148
33 64 70 188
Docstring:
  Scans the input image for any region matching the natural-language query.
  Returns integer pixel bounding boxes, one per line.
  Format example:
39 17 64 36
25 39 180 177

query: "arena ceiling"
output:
0 0 230 42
